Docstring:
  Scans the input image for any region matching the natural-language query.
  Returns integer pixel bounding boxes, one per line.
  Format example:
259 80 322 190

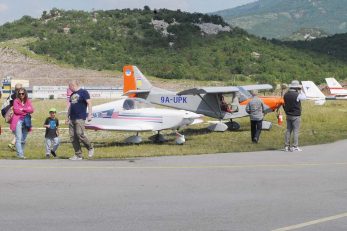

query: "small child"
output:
44 108 60 158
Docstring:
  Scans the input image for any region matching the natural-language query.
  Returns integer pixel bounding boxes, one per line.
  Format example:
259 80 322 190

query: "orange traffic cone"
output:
277 112 283 125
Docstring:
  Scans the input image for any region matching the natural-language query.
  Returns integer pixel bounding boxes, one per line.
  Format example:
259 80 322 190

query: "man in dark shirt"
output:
283 80 306 152
66 80 94 160
44 108 60 158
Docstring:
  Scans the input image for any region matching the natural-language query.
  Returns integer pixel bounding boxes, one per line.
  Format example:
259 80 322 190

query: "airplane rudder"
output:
132 66 152 90
123 65 137 96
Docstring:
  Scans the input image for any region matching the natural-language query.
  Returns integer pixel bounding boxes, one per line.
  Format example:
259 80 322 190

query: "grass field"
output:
1 98 347 159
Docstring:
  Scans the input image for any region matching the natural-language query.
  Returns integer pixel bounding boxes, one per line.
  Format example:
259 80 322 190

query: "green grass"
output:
1 98 347 159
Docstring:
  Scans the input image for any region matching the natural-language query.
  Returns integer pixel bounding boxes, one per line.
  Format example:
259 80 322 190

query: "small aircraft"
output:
122 65 284 132
325 78 347 100
85 98 203 144
301 81 326 105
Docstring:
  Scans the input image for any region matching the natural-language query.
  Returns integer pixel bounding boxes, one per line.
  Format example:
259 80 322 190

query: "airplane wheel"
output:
149 134 167 143
227 121 240 131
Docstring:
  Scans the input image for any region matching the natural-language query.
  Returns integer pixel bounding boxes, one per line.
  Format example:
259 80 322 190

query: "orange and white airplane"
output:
122 65 284 131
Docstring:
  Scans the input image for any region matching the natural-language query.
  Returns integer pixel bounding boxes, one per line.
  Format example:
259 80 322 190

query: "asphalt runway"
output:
1 140 347 231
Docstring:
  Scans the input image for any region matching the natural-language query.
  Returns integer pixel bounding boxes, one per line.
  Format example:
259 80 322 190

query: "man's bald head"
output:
68 80 80 92
14 83 22 91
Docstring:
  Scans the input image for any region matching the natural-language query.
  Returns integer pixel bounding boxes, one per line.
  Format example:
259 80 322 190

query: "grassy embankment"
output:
0 98 346 159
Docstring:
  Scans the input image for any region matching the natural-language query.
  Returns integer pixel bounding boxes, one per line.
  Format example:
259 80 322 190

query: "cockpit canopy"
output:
237 87 252 102
122 98 153 110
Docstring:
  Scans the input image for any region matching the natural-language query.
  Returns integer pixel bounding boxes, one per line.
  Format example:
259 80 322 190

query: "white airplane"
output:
301 81 326 105
85 97 203 144
325 78 347 100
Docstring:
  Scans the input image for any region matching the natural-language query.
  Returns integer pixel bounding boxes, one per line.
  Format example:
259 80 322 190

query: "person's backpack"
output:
1 96 12 118
4 106 13 123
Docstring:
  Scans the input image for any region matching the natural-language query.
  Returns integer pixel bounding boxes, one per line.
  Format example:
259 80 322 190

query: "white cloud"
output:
0 3 8 12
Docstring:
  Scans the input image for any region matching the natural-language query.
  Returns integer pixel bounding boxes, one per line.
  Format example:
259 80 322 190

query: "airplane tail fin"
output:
325 78 342 88
123 66 152 97
325 78 347 95
301 81 326 105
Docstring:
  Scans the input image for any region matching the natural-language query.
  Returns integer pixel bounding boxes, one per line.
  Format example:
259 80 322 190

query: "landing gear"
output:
175 132 185 145
125 132 142 144
149 131 186 144
207 122 228 132
149 132 167 143
225 120 241 131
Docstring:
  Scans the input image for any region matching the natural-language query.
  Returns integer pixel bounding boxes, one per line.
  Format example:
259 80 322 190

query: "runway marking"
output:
272 212 347 231
0 162 347 170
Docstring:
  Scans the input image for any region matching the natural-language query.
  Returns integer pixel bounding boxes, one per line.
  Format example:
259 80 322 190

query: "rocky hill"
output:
0 39 119 86
214 0 347 39
0 39 202 90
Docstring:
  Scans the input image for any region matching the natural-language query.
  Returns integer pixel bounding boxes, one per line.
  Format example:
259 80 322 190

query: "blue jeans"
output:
13 120 29 158
45 137 60 155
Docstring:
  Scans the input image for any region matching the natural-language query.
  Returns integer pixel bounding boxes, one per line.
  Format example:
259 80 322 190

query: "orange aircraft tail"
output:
123 66 137 98
123 65 153 98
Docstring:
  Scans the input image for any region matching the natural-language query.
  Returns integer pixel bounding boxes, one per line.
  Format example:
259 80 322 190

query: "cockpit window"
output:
123 99 135 110
237 87 252 102
122 98 153 110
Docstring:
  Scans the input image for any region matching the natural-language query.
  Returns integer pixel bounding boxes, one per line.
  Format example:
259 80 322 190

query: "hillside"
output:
214 0 347 39
0 8 346 86
0 38 119 86
283 33 347 63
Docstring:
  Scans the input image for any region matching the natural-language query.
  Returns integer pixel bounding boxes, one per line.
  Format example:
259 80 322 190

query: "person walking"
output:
246 90 265 143
10 88 34 159
1 83 22 151
44 108 60 158
66 80 94 160
283 80 306 152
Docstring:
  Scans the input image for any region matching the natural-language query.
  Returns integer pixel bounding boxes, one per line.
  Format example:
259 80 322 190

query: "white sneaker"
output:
284 146 292 152
88 148 94 158
69 155 82 160
292 146 302 152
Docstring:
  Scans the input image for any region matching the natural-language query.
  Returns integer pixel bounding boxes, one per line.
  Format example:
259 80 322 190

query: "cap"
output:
289 80 302 89
49 108 57 113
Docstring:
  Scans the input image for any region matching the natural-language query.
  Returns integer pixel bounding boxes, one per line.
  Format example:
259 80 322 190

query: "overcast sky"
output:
0 0 257 25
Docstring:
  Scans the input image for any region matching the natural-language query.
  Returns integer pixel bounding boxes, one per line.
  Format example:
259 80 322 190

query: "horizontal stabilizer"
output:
123 90 150 96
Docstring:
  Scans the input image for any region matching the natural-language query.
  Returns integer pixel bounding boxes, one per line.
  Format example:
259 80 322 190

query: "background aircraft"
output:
325 78 347 99
85 98 203 144
301 81 326 105
122 65 284 132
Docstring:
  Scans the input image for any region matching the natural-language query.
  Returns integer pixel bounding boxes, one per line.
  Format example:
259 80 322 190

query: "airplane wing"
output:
85 122 154 132
240 84 273 91
177 86 240 95
177 84 273 95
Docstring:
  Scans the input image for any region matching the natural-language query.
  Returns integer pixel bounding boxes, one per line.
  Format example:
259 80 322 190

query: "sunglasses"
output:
18 93 25 95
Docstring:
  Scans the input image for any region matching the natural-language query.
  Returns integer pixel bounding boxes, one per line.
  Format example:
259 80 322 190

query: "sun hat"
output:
289 80 302 89
49 108 57 113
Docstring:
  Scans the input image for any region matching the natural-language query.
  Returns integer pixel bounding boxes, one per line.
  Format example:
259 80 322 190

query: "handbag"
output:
23 114 32 129
4 106 13 123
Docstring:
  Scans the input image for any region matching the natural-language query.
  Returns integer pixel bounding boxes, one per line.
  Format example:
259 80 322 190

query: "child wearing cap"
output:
43 108 60 158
